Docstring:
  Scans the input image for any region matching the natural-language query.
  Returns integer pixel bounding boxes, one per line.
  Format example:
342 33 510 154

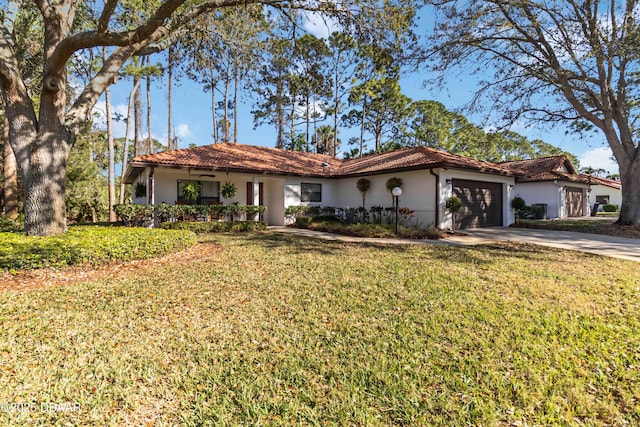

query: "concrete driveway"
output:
448 227 640 263
270 226 640 263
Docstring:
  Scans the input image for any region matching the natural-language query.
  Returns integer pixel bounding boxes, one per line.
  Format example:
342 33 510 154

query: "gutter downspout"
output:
430 169 440 227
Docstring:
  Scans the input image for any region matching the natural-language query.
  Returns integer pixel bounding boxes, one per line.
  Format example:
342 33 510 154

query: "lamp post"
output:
392 187 402 234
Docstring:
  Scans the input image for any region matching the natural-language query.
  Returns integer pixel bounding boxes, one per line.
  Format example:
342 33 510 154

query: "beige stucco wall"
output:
514 181 590 219
139 166 516 228
588 184 622 209
335 170 438 228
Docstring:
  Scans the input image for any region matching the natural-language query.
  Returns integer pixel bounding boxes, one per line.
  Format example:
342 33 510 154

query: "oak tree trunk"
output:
2 116 18 219
21 131 71 235
618 156 640 225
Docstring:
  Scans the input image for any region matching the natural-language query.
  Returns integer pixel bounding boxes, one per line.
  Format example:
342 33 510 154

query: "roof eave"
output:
125 161 331 179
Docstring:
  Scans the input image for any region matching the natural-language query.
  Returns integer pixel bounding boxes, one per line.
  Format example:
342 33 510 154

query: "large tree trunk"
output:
618 156 640 225
21 131 71 235
2 116 18 219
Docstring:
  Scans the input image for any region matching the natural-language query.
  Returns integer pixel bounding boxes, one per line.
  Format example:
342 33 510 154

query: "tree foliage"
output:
425 0 640 224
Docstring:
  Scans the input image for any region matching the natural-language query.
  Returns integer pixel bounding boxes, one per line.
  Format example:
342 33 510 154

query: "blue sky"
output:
94 8 619 176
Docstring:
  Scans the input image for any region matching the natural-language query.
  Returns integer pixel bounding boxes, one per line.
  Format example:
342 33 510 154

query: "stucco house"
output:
124 143 521 230
582 175 622 210
500 156 592 219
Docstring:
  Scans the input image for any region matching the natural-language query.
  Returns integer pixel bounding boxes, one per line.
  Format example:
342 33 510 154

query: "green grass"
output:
0 232 638 425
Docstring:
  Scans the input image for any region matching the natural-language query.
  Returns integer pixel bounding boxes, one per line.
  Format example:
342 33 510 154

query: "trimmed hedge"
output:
602 204 619 212
160 221 267 233
0 226 197 272
115 203 267 227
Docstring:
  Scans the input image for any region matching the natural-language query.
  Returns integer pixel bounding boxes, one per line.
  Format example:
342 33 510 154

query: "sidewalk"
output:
268 226 640 263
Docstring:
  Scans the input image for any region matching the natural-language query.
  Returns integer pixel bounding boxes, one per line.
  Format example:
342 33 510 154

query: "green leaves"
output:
0 226 196 271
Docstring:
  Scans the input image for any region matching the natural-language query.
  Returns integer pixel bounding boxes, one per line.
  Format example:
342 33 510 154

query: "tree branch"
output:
97 0 119 33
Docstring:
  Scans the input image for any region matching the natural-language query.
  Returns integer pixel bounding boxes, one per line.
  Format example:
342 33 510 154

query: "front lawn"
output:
513 218 640 239
0 233 638 425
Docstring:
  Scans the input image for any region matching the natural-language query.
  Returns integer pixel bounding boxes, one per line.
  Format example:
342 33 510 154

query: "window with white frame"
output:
301 183 322 203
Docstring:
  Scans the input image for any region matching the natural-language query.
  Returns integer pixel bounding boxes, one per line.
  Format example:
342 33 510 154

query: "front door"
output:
246 182 264 221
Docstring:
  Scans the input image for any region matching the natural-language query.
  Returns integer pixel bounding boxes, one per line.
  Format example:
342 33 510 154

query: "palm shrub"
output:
511 196 526 224
182 182 200 203
356 178 371 209
445 196 463 231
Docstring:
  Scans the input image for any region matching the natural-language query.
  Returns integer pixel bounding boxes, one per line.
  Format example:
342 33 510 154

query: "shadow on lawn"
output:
220 231 580 267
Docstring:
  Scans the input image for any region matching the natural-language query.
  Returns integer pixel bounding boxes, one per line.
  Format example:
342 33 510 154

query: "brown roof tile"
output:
580 175 622 189
339 146 516 176
128 143 517 180
130 143 342 177
500 155 591 184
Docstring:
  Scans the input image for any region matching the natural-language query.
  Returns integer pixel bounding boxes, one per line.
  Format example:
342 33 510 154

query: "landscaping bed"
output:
0 225 197 271
293 216 458 239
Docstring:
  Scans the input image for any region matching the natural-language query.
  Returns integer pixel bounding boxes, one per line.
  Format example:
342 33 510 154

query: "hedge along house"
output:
500 156 592 219
123 142 521 229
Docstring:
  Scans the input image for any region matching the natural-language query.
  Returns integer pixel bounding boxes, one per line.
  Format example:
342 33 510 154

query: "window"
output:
301 183 322 203
596 195 609 205
177 180 220 204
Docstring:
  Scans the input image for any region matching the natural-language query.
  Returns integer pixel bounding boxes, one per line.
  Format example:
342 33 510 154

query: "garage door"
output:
565 187 584 217
452 179 503 229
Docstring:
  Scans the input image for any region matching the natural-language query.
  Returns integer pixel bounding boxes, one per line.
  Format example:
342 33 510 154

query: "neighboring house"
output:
124 143 519 230
582 175 622 210
500 156 592 219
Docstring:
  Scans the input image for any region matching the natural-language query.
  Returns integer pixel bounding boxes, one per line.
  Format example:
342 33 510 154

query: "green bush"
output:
303 219 445 240
115 204 266 226
160 221 267 233
602 204 618 212
0 226 197 272
445 196 463 213
294 216 312 228
511 196 526 210
0 218 22 233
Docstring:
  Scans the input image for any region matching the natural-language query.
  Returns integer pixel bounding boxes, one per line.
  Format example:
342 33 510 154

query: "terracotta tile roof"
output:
127 143 517 180
339 146 516 176
130 143 342 178
580 175 622 189
500 155 591 184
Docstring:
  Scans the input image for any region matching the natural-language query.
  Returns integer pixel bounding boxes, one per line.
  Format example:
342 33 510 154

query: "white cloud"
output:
579 146 618 174
303 12 339 39
175 123 192 138
92 101 129 138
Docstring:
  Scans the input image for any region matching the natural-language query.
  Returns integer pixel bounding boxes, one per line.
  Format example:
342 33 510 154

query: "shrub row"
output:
602 204 619 212
160 221 267 233
0 226 197 272
115 203 267 227
295 215 446 239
